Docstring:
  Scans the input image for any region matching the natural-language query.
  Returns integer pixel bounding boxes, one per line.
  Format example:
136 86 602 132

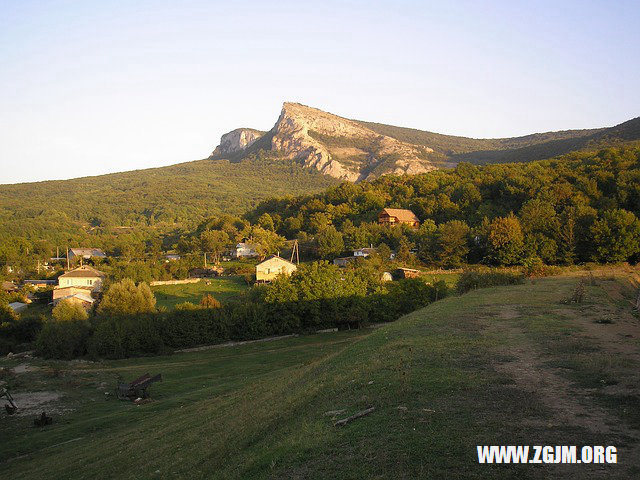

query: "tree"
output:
249 226 286 259
200 230 230 264
487 214 525 265
98 279 156 315
316 226 344 259
434 220 470 267
200 294 222 309
590 209 640 262
257 213 275 231
0 302 18 323
52 299 89 322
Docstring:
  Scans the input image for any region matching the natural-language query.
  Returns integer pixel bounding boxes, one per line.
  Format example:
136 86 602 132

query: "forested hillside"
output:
246 146 640 266
0 154 337 245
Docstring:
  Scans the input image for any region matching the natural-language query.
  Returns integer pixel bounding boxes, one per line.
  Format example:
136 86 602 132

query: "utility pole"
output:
290 240 299 265
204 252 207 268
66 247 70 270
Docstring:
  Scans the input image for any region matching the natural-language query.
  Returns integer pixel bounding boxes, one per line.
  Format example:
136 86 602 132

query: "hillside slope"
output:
2 268 639 478
0 156 338 243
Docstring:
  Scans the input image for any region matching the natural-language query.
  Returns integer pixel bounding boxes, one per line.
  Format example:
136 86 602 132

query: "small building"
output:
234 242 258 258
353 247 376 258
23 279 57 289
396 267 422 279
164 254 181 262
57 265 105 292
68 248 107 261
256 255 297 282
378 208 420 228
53 291 95 309
333 256 357 267
2 281 18 293
8 302 28 313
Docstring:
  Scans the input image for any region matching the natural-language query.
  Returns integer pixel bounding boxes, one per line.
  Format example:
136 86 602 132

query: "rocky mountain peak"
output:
212 102 438 181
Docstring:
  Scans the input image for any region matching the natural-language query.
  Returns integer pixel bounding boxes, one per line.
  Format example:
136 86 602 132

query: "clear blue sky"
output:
1 0 638 184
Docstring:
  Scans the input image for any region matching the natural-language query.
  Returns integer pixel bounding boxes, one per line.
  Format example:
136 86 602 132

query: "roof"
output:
236 242 257 249
354 247 376 254
57 293 95 304
59 265 106 279
24 279 57 285
379 208 419 223
9 302 27 312
2 281 17 291
256 255 297 268
69 248 106 257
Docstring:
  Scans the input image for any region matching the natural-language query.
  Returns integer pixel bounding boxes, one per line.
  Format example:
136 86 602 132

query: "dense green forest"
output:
245 146 640 266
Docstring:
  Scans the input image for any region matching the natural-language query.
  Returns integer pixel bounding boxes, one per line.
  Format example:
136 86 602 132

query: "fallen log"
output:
334 407 375 427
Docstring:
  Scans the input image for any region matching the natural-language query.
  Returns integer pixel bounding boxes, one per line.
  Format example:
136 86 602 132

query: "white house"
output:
57 265 105 291
353 247 376 258
234 242 258 258
255 255 297 282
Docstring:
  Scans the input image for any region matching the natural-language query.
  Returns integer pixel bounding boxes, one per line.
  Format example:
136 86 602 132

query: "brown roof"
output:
380 208 419 223
59 265 105 279
2 281 17 292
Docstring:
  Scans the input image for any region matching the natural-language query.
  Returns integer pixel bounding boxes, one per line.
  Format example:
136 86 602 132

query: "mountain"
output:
1 102 638 247
211 102 640 181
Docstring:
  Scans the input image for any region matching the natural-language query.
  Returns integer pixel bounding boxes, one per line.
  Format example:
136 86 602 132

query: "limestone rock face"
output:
211 102 438 181
211 128 263 157
270 103 436 181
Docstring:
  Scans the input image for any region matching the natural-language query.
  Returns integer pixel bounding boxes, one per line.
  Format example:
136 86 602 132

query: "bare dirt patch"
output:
10 391 67 416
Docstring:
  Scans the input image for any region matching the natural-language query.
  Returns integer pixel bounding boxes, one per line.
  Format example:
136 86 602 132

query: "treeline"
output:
32 262 448 359
244 146 640 266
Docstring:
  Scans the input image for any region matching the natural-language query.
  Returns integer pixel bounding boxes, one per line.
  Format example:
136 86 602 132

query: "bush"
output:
35 320 92 359
52 299 89 321
88 315 165 359
200 294 222 309
456 269 525 295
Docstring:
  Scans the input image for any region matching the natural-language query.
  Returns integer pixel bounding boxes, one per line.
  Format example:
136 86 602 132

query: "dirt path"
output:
486 301 640 478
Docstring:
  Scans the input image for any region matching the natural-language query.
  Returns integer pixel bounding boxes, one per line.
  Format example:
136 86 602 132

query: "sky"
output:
1 0 639 184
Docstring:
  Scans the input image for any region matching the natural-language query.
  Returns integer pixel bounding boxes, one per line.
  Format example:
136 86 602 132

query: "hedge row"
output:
35 278 449 360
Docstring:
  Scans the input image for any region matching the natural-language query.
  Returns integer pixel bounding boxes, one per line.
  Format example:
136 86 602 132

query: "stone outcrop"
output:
211 102 438 181
211 128 264 157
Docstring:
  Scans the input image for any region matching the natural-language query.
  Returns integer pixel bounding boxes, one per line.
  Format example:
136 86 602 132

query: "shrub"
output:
98 278 156 315
175 301 200 311
200 294 222 309
52 299 89 321
35 320 92 359
456 269 525 294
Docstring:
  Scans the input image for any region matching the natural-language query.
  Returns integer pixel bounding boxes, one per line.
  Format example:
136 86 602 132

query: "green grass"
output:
2 270 639 478
151 277 249 309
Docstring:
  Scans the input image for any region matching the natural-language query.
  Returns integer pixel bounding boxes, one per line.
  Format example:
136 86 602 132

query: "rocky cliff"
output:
211 103 438 181
211 128 264 157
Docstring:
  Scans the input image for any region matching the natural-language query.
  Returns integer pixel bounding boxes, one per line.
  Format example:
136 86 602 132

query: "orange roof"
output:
380 208 419 223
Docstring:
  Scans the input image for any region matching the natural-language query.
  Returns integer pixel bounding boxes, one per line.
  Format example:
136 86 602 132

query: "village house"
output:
2 281 18 293
353 247 376 257
23 279 57 289
164 254 181 262
68 248 107 262
255 255 297 282
378 208 420 228
52 288 95 308
233 242 258 258
57 265 105 291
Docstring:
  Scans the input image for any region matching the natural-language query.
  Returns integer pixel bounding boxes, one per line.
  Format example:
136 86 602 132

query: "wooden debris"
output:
334 407 375 427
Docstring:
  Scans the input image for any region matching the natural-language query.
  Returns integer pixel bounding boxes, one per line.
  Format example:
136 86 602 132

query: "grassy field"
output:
1 267 639 479
151 277 249 309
